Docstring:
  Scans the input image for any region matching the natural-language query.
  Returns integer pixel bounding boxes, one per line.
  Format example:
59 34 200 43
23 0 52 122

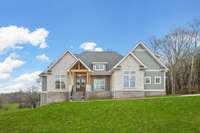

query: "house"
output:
39 42 168 105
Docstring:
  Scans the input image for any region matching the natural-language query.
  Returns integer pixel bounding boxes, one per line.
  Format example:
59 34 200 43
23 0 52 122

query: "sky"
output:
0 0 200 93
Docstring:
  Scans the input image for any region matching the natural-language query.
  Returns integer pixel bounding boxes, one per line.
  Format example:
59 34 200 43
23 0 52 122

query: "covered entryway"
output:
67 60 91 99
75 73 86 92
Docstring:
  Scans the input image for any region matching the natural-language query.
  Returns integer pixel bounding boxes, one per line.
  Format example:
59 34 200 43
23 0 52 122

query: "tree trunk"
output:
170 67 176 95
188 56 194 94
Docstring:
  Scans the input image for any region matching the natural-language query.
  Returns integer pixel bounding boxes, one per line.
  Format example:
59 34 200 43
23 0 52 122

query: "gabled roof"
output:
48 50 78 70
45 50 123 72
66 58 92 72
111 52 147 71
76 51 123 70
42 42 168 75
132 42 168 70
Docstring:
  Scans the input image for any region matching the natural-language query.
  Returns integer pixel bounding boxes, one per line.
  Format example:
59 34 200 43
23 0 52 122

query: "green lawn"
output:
0 103 19 113
0 96 200 133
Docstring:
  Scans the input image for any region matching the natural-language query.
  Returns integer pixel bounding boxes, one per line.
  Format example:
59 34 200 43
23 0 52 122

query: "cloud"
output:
0 55 25 80
94 47 103 52
0 73 10 80
80 42 96 51
0 71 41 93
0 25 49 52
36 54 49 61
80 42 104 51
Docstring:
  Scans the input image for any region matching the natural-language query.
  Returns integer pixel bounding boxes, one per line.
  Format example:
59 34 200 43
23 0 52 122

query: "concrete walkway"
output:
181 94 200 97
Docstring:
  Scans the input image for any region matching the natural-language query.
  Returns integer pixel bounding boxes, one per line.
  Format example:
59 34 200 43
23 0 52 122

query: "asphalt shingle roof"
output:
75 51 124 70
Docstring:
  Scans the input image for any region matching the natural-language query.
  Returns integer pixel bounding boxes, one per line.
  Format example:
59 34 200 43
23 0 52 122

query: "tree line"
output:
0 87 40 110
150 19 200 95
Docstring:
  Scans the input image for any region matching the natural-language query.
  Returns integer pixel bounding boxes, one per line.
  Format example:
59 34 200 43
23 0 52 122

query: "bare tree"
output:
150 28 195 95
187 20 200 92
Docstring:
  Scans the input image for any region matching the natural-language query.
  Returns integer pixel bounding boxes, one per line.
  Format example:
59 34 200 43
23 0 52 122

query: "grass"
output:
0 103 19 113
0 96 200 133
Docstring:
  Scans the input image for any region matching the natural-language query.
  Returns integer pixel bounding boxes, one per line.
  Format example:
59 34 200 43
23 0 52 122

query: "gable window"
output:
145 76 151 84
155 76 161 84
123 71 135 88
93 64 106 71
55 75 66 89
94 79 105 90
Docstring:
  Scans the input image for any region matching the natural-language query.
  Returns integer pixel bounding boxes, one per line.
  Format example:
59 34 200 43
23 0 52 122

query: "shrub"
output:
18 102 32 109
0 96 8 109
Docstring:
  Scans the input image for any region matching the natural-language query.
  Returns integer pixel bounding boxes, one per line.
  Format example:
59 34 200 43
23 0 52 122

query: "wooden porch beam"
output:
70 69 88 72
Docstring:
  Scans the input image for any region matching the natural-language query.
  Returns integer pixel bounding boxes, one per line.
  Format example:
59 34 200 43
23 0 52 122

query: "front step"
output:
71 92 85 100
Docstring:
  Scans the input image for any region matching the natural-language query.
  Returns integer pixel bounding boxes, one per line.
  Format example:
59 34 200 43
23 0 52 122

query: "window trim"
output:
93 79 105 91
123 71 136 89
54 74 67 90
93 63 106 71
154 76 161 84
144 76 151 84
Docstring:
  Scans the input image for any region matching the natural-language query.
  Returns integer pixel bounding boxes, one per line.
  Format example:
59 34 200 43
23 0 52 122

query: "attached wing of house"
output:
40 42 168 105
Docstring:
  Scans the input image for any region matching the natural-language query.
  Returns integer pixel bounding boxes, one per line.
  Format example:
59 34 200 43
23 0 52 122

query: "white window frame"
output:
154 76 161 84
93 64 106 71
123 71 136 88
93 79 105 91
145 76 151 84
55 74 67 89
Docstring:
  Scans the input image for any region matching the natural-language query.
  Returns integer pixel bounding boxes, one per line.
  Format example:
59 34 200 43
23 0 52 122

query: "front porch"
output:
67 60 92 100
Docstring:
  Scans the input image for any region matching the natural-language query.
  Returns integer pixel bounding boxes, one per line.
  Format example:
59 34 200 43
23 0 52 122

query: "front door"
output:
75 73 86 92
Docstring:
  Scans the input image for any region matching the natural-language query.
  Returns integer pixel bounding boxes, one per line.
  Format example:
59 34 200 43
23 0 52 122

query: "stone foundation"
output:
86 91 112 99
114 91 144 99
144 91 166 96
40 93 47 105
40 92 68 105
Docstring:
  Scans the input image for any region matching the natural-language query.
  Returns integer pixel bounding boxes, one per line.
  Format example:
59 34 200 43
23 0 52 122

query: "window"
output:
55 75 66 89
123 71 135 88
42 77 47 91
155 76 161 84
93 64 106 71
145 76 151 84
94 79 105 90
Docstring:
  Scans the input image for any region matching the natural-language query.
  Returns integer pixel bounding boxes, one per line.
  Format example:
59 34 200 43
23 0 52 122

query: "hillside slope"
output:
0 96 200 133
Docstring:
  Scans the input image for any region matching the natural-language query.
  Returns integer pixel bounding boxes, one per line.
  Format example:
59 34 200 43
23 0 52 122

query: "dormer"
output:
92 62 108 71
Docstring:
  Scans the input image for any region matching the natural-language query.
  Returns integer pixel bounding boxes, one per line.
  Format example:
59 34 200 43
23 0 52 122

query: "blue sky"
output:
0 0 200 93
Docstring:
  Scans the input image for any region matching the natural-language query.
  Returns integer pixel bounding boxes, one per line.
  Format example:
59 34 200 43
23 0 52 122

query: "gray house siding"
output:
91 75 110 91
144 71 165 90
133 45 162 69
87 75 112 98
132 44 166 91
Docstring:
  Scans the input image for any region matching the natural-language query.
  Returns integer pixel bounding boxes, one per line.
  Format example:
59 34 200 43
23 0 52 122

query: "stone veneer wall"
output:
144 91 166 96
40 92 68 105
86 91 112 99
114 91 144 99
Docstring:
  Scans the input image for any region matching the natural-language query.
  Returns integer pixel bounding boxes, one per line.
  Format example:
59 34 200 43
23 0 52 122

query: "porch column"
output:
86 72 91 91
85 72 91 99
68 72 74 93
